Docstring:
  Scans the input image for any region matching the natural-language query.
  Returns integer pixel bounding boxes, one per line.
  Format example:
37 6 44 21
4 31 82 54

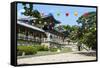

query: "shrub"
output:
49 48 58 52
33 45 49 51
17 46 37 56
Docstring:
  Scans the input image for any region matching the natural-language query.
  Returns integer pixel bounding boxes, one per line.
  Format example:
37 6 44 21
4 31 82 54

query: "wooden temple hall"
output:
17 14 66 48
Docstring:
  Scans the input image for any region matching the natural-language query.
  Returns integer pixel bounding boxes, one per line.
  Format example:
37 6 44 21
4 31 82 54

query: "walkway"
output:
17 51 96 65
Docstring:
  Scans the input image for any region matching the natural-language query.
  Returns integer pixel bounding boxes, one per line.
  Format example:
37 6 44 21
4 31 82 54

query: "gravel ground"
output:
17 51 96 65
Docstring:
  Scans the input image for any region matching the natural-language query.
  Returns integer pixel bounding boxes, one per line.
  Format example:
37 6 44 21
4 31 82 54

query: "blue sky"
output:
17 3 96 26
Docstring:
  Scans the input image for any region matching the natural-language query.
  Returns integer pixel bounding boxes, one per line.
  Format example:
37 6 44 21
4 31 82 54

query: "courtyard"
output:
17 51 96 65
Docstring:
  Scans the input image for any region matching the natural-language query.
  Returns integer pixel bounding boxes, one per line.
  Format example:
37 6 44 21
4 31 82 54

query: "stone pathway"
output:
17 52 96 65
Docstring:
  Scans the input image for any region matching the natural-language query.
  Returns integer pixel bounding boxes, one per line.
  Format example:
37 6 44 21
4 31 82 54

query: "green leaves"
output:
22 3 41 18
76 11 96 49
32 10 41 18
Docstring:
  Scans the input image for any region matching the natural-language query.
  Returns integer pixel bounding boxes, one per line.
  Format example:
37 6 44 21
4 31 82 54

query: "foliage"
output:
68 26 80 43
17 46 37 56
22 3 41 18
76 12 96 49
33 45 49 51
49 48 58 52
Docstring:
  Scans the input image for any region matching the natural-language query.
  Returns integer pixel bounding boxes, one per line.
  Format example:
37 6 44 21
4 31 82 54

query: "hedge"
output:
49 48 58 52
34 45 49 51
17 46 37 56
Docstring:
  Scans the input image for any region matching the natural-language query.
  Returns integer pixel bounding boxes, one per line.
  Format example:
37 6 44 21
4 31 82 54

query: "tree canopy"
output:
76 11 96 50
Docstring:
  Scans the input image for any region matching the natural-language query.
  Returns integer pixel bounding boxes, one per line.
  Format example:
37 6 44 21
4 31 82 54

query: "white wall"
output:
0 0 99 68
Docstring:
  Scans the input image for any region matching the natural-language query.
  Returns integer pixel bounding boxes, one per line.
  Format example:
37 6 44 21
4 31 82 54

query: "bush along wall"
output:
17 46 37 56
17 45 60 56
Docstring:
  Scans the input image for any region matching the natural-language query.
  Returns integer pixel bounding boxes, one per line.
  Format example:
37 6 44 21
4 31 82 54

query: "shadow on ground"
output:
74 51 96 57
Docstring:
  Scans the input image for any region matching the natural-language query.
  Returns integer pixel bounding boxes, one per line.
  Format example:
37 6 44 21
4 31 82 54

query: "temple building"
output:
17 14 67 48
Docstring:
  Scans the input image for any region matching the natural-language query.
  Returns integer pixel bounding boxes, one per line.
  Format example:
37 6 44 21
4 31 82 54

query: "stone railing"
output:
17 33 43 42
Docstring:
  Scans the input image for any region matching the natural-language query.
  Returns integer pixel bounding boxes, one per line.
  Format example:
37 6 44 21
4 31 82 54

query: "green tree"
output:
22 3 41 18
21 3 46 28
76 12 96 50
68 25 79 42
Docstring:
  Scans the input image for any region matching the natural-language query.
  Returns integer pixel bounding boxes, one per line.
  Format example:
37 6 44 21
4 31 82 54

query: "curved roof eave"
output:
17 21 45 33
